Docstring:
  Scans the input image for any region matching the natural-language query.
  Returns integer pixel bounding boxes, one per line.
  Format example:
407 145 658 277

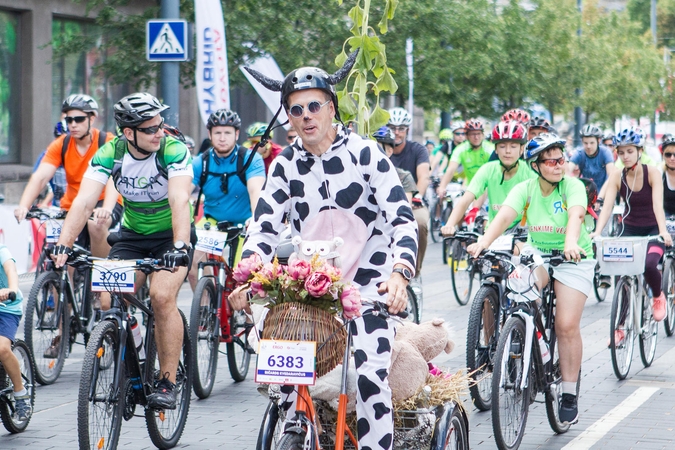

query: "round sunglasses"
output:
288 100 330 118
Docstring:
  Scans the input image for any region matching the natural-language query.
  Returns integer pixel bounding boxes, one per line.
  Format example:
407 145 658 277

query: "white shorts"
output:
522 245 596 297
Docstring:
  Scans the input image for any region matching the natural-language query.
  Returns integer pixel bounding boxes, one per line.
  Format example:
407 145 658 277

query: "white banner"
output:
195 0 230 125
240 55 290 128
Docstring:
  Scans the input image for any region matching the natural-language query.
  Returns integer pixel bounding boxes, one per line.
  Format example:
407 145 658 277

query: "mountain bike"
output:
444 231 481 306
25 244 97 385
491 251 580 450
77 257 192 450
26 207 67 278
0 293 36 434
190 221 254 399
466 232 527 411
256 302 469 450
595 236 660 380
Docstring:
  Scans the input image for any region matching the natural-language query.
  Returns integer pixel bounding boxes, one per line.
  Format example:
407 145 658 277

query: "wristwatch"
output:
392 267 413 281
173 240 192 252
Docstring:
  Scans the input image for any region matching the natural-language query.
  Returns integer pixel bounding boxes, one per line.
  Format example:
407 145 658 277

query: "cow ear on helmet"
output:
326 50 360 85
242 67 283 92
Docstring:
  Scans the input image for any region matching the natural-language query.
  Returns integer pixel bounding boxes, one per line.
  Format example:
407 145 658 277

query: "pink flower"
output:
288 259 311 280
305 271 332 297
326 265 342 280
233 254 262 283
340 285 362 319
250 281 266 298
259 262 282 281
428 363 443 377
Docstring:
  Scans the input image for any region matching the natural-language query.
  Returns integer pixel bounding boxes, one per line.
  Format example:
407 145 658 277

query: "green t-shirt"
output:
502 177 593 255
450 140 495 183
85 136 193 235
467 160 536 226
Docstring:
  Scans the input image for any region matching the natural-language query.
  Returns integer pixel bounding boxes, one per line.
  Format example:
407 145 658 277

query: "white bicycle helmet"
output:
388 107 412 127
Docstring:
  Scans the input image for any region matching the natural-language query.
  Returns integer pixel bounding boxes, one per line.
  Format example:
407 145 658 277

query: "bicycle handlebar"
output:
367 300 409 320
26 208 67 220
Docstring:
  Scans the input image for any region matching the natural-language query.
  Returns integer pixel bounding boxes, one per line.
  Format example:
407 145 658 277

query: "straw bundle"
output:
393 369 472 414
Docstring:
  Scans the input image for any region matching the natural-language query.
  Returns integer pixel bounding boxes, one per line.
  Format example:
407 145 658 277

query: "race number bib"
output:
91 260 136 293
255 339 317 386
195 229 227 256
45 220 64 244
602 240 634 262
489 234 514 252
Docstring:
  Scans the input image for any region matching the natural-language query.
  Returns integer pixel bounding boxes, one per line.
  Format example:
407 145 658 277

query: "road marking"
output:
561 386 659 450
33 400 77 416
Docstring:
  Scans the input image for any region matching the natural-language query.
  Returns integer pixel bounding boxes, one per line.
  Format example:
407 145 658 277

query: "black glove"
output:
163 250 189 268
53 244 72 256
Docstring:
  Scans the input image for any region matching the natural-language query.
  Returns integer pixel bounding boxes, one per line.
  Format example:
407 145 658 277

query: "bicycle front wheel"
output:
491 316 531 450
662 258 675 337
449 241 476 306
25 271 69 385
466 286 500 411
610 277 634 380
544 334 579 434
639 281 658 368
145 309 192 449
77 320 123 450
0 341 36 433
276 432 305 450
190 277 219 398
256 401 284 450
593 265 609 303
227 309 252 382
429 197 441 243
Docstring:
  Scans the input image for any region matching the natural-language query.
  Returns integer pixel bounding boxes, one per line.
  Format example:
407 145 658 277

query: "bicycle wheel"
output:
544 334 579 434
402 285 421 324
435 403 469 450
639 280 658 368
610 277 634 380
190 277 219 398
276 432 305 450
227 309 252 382
0 341 36 433
593 265 609 303
24 271 69 385
662 258 675 337
429 196 441 243
449 241 476 306
491 316 530 450
466 286 500 411
256 401 284 450
35 246 51 279
145 309 192 449
77 320 123 450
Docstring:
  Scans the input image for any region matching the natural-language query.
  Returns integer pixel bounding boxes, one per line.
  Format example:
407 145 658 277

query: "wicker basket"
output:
262 302 347 377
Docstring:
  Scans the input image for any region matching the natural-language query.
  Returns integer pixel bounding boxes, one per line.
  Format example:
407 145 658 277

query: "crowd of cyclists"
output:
1 57 674 448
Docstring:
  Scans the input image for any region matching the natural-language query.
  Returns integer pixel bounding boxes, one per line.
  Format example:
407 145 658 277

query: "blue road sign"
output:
146 20 188 62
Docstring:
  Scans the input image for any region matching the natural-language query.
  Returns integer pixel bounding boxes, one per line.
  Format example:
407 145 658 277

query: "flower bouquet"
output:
233 253 362 319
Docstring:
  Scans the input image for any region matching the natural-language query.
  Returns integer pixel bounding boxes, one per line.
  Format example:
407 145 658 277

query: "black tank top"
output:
620 165 657 227
664 173 675 216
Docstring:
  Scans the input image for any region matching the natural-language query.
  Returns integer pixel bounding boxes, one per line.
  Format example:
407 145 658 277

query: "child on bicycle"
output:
591 127 673 325
468 133 596 425
0 245 31 421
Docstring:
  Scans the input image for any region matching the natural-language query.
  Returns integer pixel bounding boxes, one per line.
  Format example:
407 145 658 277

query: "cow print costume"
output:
242 124 418 450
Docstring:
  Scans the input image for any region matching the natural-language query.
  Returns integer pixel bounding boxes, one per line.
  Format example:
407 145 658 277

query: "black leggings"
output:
621 224 664 298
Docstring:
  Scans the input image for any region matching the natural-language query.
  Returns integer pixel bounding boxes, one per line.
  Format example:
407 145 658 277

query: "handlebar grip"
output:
395 309 409 319
7 292 15 301
179 253 190 266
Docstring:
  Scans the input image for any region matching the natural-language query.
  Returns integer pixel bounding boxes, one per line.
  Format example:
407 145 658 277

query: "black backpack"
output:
60 131 107 166
193 146 257 218
110 137 169 184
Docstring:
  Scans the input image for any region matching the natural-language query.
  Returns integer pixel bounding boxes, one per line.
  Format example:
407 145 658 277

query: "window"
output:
0 11 20 163
52 18 126 134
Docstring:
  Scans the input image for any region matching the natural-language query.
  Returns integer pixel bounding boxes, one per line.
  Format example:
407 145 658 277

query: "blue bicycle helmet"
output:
613 127 644 147
524 133 566 162
372 126 395 146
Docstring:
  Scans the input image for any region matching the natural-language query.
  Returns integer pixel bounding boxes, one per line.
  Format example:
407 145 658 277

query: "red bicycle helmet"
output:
491 121 527 144
501 109 531 125
464 119 484 132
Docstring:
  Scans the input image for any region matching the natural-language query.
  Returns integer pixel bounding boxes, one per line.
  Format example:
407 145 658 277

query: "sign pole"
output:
160 0 180 127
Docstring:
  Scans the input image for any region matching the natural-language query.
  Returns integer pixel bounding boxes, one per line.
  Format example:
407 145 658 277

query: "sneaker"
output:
43 336 61 359
147 374 177 410
14 394 32 421
653 293 666 322
558 393 579 425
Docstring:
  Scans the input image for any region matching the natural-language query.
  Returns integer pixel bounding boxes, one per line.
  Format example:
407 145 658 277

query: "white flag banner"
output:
195 0 230 125
240 55 289 128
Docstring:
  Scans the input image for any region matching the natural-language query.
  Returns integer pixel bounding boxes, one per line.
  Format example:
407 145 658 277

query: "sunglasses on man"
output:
288 100 330 119
65 115 89 124
136 117 165 135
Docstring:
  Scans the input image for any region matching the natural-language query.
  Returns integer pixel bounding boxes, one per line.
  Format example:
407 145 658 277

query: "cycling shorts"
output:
107 225 197 267
74 200 124 250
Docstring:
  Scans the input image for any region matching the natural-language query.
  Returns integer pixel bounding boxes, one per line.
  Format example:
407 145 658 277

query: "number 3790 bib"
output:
255 339 317 386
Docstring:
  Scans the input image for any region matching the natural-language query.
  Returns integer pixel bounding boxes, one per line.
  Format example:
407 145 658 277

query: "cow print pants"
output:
279 309 395 450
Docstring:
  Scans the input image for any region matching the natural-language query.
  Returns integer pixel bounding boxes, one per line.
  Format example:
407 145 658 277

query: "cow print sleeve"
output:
241 158 291 262
368 147 418 275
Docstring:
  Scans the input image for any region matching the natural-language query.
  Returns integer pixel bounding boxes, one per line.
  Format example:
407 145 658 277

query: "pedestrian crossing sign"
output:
146 20 188 62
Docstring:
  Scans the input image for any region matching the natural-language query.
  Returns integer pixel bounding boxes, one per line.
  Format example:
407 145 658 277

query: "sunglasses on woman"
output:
664 152 675 159
288 100 330 118
538 157 566 167
136 117 165 135
65 115 89 124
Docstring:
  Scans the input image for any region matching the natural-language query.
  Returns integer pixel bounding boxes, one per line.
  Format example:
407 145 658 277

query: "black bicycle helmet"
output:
114 92 169 129
529 116 551 131
207 109 242 130
62 94 99 115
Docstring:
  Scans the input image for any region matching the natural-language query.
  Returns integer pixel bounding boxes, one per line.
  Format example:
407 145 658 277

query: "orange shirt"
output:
42 129 116 210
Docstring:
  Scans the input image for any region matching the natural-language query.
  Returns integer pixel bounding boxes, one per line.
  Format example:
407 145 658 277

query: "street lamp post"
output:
574 0 583 148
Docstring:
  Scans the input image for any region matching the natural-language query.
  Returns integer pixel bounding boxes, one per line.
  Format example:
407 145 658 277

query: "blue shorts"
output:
0 311 20 343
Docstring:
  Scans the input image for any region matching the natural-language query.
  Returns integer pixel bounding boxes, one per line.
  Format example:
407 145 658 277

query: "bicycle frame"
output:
623 274 649 340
